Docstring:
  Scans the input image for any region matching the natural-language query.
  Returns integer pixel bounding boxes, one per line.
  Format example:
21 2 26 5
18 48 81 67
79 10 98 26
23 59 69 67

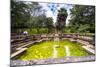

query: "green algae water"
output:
18 40 91 60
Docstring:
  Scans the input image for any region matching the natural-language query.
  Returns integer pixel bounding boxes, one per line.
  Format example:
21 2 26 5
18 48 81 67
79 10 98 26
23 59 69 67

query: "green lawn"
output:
18 40 91 60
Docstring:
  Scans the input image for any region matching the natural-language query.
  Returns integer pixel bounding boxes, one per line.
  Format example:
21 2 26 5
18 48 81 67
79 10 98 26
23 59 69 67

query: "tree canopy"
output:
11 0 54 33
67 5 95 33
11 1 95 34
11 0 31 28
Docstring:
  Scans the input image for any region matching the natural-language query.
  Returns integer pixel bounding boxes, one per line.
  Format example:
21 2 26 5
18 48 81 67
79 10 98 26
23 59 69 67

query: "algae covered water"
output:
18 40 90 60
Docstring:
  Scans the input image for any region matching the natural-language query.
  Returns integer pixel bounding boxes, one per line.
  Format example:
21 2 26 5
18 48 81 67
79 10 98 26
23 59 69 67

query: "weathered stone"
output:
11 55 95 66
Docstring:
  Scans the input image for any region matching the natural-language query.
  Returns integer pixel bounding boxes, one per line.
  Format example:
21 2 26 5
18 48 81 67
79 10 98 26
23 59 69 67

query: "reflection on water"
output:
53 34 59 58
65 46 70 56
53 45 58 58
53 34 70 58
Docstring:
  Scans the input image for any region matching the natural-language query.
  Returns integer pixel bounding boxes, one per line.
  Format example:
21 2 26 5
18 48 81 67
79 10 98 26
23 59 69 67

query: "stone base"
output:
11 55 95 66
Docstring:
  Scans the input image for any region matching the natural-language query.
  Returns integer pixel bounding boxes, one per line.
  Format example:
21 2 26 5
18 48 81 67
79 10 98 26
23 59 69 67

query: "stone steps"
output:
82 46 95 54
11 48 27 58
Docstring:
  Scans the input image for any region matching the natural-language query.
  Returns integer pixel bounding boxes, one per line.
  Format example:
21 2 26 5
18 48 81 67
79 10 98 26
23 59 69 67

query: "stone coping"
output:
11 48 27 58
11 55 95 66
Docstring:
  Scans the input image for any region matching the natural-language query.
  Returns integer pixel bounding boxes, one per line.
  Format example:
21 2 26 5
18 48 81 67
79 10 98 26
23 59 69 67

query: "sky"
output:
39 2 73 26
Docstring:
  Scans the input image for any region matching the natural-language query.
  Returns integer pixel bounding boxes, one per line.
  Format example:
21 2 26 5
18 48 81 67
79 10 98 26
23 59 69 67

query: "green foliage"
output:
45 17 54 33
11 0 31 28
11 1 95 34
27 28 48 34
11 0 54 33
68 5 95 33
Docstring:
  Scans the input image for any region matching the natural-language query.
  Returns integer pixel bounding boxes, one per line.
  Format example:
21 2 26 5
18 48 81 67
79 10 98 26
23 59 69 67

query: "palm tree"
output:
56 8 68 33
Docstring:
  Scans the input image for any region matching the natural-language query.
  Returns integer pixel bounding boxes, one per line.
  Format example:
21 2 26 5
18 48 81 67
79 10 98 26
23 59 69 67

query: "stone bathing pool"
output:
18 40 93 60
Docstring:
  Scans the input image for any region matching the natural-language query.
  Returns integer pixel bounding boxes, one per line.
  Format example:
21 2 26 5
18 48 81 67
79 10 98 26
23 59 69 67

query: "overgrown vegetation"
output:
18 40 90 60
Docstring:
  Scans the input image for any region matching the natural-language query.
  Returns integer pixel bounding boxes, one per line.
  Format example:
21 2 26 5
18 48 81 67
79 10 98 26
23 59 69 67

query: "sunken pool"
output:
18 40 92 60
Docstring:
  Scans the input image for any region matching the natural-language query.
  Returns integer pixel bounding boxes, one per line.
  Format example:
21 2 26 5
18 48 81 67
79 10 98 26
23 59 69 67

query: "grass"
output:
18 40 91 60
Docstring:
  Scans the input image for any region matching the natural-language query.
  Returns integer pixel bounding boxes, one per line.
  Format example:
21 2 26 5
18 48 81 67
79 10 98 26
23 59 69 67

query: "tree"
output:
56 8 68 33
69 5 95 33
11 0 54 34
26 2 46 30
45 17 54 33
11 0 46 33
11 0 30 29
